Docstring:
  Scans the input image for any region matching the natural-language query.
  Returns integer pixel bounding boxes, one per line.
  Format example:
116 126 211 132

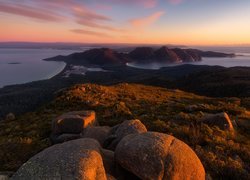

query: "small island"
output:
7 62 21 65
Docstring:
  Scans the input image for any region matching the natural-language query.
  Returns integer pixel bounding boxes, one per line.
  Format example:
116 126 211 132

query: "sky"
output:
0 0 250 45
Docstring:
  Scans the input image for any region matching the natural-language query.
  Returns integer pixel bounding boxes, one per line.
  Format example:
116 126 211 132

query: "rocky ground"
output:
0 83 249 179
10 116 205 180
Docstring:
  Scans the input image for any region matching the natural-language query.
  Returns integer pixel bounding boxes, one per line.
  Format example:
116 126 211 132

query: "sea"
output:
0 48 83 88
0 46 250 88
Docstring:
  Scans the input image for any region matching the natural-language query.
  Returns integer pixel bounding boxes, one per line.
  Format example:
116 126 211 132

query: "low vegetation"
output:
0 83 249 179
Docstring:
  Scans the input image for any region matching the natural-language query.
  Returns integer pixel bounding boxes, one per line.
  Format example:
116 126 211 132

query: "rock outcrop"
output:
12 111 206 179
82 126 111 146
115 132 205 180
201 112 234 131
103 119 147 150
50 111 96 144
11 139 107 180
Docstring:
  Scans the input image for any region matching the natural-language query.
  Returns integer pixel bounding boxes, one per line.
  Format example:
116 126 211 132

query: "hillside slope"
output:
0 83 249 179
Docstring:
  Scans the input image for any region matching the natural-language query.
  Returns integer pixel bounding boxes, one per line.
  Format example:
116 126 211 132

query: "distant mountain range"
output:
0 42 185 50
45 46 235 65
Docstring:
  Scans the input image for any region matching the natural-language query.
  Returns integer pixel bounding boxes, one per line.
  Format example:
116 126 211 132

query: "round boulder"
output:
115 132 205 180
82 126 111 146
50 133 82 144
11 138 107 180
103 119 147 150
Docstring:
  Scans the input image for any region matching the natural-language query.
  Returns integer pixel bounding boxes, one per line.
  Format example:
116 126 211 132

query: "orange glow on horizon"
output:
0 2 250 47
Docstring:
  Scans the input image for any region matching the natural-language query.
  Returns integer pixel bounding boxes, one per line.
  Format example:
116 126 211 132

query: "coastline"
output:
0 47 79 88
44 61 67 79
0 61 67 89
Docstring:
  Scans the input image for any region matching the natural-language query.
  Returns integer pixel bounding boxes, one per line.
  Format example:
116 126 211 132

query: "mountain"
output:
154 46 181 62
45 46 235 65
199 51 235 57
128 46 202 63
128 47 155 61
45 48 127 66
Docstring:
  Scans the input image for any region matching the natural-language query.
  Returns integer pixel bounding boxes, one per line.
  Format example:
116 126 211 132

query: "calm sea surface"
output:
0 47 249 87
0 48 83 88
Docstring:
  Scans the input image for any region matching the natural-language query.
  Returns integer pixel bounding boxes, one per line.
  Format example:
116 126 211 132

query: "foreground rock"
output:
201 112 234 131
0 171 14 180
103 119 147 150
82 126 111 146
11 113 206 179
11 139 107 180
115 132 205 180
50 111 96 144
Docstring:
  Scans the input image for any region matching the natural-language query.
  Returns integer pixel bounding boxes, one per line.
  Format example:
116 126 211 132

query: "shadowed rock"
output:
82 126 111 146
11 139 107 180
103 119 147 151
115 132 205 180
50 111 96 144
52 111 96 134
101 149 115 176
50 133 82 144
201 112 234 131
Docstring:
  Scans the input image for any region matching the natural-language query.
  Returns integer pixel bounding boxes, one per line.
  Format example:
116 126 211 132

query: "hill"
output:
45 46 234 65
0 64 249 120
0 83 249 179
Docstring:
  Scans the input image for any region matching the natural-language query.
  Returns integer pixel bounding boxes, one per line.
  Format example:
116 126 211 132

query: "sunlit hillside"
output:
0 83 249 179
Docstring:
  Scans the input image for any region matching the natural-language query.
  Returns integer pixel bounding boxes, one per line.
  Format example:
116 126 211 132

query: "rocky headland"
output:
44 46 235 65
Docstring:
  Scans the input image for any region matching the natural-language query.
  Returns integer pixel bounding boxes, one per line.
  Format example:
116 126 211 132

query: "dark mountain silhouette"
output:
45 46 234 65
128 47 155 61
199 51 235 57
46 48 128 66
154 46 181 63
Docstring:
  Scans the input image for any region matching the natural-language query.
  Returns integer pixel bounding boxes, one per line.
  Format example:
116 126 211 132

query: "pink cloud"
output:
129 11 165 28
72 6 124 32
76 19 123 32
0 3 65 22
92 4 113 11
104 0 158 8
72 6 111 21
168 0 184 5
70 29 112 37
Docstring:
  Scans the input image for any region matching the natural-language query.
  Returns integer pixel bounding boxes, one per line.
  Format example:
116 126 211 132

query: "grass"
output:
0 83 249 179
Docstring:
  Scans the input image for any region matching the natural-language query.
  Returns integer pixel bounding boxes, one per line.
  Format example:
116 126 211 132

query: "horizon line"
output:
0 41 250 47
